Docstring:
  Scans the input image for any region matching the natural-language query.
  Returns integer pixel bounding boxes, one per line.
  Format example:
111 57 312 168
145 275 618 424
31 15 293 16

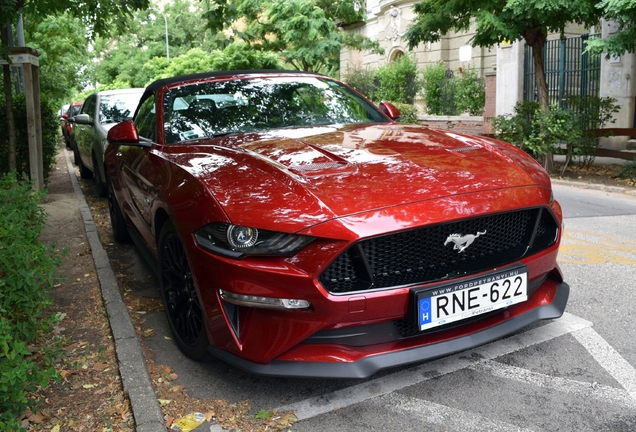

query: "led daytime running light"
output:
219 289 311 310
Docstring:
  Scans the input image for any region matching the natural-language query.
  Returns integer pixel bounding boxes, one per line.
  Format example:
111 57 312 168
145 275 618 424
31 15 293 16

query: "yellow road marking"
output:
558 230 636 265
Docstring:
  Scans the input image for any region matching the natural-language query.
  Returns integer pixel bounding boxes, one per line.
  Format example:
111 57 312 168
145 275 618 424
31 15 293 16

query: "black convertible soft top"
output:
134 69 320 119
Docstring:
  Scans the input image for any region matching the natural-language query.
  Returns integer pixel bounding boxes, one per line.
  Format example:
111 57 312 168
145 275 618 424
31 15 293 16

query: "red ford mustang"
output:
105 70 569 378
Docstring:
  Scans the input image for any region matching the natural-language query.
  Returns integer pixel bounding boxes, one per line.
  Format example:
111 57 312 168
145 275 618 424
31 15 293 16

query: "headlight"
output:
194 222 315 259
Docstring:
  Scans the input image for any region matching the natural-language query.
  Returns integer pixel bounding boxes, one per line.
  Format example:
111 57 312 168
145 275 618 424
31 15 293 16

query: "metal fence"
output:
524 34 601 109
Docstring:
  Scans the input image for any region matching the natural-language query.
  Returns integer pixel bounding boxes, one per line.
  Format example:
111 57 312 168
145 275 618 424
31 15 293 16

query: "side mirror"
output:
379 101 401 122
107 120 149 148
74 113 91 125
62 113 68 119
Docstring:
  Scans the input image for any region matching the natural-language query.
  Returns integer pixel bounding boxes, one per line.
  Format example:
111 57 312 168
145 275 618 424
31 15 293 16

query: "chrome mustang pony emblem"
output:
444 231 487 253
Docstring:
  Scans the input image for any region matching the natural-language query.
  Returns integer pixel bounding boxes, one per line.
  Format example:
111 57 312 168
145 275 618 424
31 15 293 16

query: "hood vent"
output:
291 162 346 171
451 146 478 152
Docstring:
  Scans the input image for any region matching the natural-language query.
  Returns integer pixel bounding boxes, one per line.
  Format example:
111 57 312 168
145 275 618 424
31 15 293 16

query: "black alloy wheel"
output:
158 222 209 360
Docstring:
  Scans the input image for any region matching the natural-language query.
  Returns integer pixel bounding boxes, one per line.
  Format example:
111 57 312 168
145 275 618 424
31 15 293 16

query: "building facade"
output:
341 0 497 77
341 2 636 149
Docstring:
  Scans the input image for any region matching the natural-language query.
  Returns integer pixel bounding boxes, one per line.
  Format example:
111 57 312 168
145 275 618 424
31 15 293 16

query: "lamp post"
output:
149 8 169 62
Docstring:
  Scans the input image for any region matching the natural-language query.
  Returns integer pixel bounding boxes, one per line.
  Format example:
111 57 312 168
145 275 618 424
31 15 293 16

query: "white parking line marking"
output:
276 313 591 420
572 326 636 402
374 393 535 432
471 360 636 409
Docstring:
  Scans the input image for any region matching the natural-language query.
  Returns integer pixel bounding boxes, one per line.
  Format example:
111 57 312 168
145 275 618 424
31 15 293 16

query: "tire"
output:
93 153 107 197
78 153 92 179
107 178 131 243
158 221 210 360
72 144 79 166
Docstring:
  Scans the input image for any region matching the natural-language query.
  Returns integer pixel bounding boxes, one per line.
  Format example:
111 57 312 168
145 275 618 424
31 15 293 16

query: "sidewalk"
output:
552 154 636 196
41 142 166 432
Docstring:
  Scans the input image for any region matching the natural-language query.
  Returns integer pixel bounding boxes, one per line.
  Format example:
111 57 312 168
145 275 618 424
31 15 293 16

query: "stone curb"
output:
62 148 167 432
552 178 636 196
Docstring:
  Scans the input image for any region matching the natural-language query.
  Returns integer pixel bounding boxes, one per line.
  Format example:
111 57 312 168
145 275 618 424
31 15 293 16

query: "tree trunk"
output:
2 26 17 172
530 39 549 112
525 28 553 173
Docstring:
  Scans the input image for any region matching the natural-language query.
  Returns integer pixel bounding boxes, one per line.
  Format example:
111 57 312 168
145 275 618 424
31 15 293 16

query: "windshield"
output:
68 104 82 117
162 77 388 144
100 92 143 124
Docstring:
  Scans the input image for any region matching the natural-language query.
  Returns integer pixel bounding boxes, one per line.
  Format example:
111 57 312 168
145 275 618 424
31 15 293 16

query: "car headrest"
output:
189 98 217 111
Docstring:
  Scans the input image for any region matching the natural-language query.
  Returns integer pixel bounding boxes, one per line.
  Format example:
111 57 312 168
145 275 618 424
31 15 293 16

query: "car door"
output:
75 95 97 171
116 95 160 248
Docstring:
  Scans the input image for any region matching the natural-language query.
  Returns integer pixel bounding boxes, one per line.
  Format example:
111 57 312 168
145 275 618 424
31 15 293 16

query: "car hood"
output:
163 124 550 233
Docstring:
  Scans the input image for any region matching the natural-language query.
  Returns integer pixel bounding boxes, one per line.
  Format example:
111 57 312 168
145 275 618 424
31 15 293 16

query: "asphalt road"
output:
119 183 636 431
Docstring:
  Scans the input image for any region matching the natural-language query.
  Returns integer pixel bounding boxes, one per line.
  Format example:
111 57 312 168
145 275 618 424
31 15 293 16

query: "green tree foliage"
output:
154 44 280 80
204 0 383 74
586 0 636 58
22 13 92 105
1 0 150 174
93 0 222 88
404 0 602 113
2 0 149 39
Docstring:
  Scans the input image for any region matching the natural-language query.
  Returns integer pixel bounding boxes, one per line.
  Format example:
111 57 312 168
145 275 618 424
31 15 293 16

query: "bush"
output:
453 65 485 116
492 101 581 165
421 61 448 115
421 62 486 116
392 102 418 124
0 94 59 180
342 56 422 106
528 107 582 171
566 96 620 168
341 65 377 102
490 101 540 148
373 54 421 105
0 173 61 430
614 158 636 182
492 98 620 173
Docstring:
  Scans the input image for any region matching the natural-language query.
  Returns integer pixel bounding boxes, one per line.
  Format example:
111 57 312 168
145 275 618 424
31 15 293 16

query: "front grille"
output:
319 207 558 294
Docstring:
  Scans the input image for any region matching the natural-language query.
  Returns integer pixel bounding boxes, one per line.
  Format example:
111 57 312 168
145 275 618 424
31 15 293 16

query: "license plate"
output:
415 265 528 331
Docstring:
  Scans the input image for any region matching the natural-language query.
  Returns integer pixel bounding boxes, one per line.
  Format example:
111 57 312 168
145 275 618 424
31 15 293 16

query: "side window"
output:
135 96 156 142
81 96 96 122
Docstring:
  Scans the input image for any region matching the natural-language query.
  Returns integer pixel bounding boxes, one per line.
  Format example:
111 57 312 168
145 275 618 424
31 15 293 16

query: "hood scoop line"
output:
286 141 355 177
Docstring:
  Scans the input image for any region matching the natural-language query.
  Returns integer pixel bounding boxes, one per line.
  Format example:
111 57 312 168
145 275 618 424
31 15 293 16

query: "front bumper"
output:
208 281 569 379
